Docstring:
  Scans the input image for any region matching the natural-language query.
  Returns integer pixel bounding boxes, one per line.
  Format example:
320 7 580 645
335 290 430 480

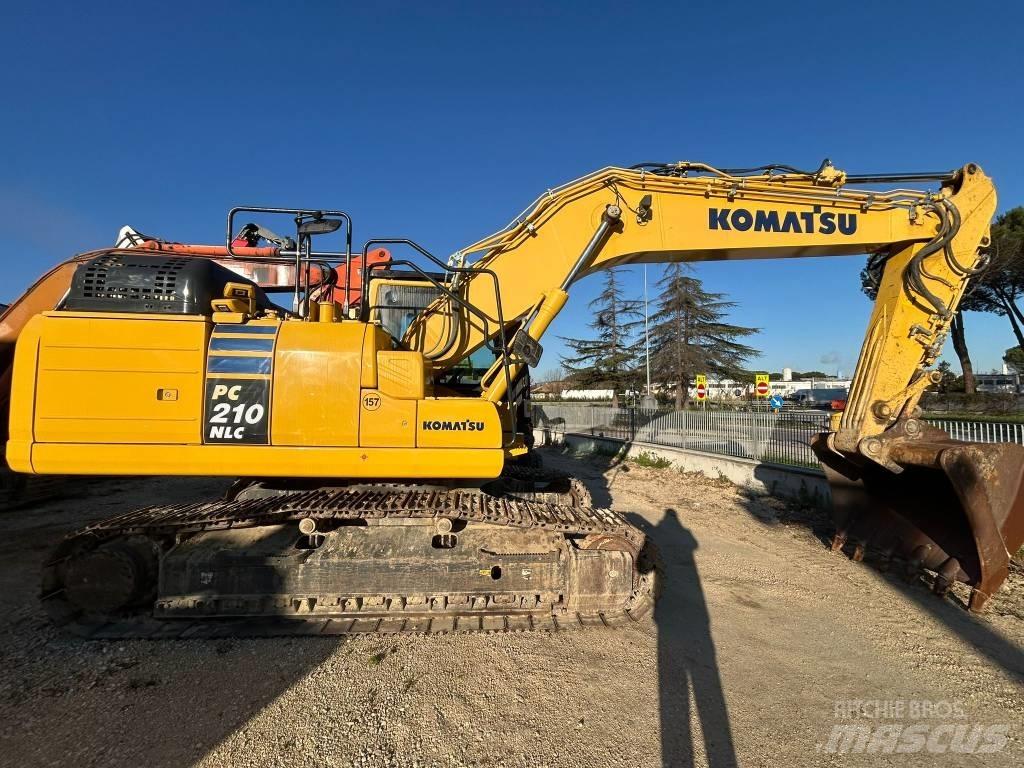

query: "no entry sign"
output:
695 374 707 400
755 374 770 398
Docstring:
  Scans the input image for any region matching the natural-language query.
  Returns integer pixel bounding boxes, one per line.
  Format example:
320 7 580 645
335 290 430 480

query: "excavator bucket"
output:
812 424 1024 611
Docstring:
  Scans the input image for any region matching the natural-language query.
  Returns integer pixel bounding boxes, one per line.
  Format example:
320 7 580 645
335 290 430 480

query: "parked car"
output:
787 388 849 408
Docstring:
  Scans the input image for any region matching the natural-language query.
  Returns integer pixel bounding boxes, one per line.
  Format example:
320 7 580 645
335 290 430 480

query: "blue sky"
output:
2 1 1021 377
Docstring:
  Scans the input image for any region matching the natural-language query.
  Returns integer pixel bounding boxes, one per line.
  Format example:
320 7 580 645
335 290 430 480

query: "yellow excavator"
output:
1 159 1021 637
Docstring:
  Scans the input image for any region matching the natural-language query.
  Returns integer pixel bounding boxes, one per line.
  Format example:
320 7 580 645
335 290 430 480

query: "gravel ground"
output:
0 452 1021 768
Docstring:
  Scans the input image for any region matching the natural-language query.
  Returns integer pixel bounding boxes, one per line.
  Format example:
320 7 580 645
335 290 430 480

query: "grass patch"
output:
630 450 673 469
759 452 821 471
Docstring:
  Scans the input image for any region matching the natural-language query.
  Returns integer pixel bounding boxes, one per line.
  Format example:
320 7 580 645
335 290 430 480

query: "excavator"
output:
1 159 1021 638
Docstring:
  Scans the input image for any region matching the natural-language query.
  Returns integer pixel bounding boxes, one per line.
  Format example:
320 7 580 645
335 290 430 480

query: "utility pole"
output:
644 266 651 394
642 265 655 408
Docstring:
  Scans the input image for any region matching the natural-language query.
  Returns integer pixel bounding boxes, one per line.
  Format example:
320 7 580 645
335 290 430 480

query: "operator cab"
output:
366 270 500 392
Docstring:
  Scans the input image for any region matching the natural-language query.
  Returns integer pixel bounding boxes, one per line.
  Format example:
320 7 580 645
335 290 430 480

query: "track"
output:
485 464 594 507
42 484 658 638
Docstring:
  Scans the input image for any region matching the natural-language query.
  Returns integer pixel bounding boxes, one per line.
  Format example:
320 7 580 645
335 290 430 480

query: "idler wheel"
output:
64 539 158 613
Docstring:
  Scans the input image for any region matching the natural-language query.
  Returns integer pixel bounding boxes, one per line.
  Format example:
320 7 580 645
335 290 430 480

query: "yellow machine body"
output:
8 311 504 478
7 162 999 485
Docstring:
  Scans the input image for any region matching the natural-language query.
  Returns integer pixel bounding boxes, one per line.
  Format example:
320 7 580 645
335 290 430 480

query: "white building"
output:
538 368 853 403
683 377 851 400
976 372 1022 394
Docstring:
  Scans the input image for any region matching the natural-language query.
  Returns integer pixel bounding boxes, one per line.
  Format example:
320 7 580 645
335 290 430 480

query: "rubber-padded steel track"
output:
60 488 639 542
42 488 657 638
493 465 593 508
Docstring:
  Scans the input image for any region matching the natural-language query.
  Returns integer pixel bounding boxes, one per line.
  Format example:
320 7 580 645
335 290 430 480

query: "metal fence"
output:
927 419 1024 445
532 403 1024 469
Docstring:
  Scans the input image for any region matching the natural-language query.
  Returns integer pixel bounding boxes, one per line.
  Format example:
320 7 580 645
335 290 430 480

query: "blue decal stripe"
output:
208 356 272 374
209 337 276 352
204 373 270 380
213 324 279 335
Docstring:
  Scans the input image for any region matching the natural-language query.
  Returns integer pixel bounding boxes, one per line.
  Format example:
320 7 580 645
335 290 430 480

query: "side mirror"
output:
298 217 343 236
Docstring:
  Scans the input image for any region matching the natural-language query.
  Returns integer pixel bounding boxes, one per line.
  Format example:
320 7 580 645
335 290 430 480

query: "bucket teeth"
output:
901 561 921 584
968 588 991 613
875 548 894 572
811 430 1024 613
908 544 931 571
932 557 960 597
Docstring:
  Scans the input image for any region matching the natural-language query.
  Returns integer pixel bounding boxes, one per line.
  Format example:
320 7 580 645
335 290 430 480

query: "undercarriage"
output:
42 471 658 638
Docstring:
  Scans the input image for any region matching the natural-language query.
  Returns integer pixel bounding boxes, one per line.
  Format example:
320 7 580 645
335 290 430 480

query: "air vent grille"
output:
63 252 265 316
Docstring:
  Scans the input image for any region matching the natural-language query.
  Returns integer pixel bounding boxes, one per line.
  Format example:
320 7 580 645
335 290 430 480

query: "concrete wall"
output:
536 427 831 508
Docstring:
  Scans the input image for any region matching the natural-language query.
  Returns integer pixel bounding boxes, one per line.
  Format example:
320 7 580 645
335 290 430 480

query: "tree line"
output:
558 265 760 407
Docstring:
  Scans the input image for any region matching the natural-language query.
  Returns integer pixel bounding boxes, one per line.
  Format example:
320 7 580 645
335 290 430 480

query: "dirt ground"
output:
0 450 1021 768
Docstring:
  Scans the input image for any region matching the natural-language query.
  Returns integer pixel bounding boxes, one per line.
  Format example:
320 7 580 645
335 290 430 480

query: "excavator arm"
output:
405 161 1021 610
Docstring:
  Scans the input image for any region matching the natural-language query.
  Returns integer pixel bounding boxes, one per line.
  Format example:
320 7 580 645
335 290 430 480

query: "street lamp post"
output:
642 265 655 408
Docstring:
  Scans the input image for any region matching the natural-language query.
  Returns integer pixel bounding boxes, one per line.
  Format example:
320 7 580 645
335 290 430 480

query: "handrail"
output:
363 253 514 427
224 206 354 315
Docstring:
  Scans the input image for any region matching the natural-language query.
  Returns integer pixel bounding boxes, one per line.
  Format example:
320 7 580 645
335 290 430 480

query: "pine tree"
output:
560 270 643 407
1005 346 1024 374
649 264 760 407
972 208 1024 348
933 360 957 393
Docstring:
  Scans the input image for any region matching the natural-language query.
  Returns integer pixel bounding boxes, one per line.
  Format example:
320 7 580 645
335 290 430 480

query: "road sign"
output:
755 374 770 398
695 374 707 400
769 394 784 410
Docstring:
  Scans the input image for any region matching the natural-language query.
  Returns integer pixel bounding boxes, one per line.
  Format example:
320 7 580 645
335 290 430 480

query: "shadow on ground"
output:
0 477 343 768
735 471 1024 685
545 443 1024 764
547 447 739 767
644 508 739 768
18 636 341 767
